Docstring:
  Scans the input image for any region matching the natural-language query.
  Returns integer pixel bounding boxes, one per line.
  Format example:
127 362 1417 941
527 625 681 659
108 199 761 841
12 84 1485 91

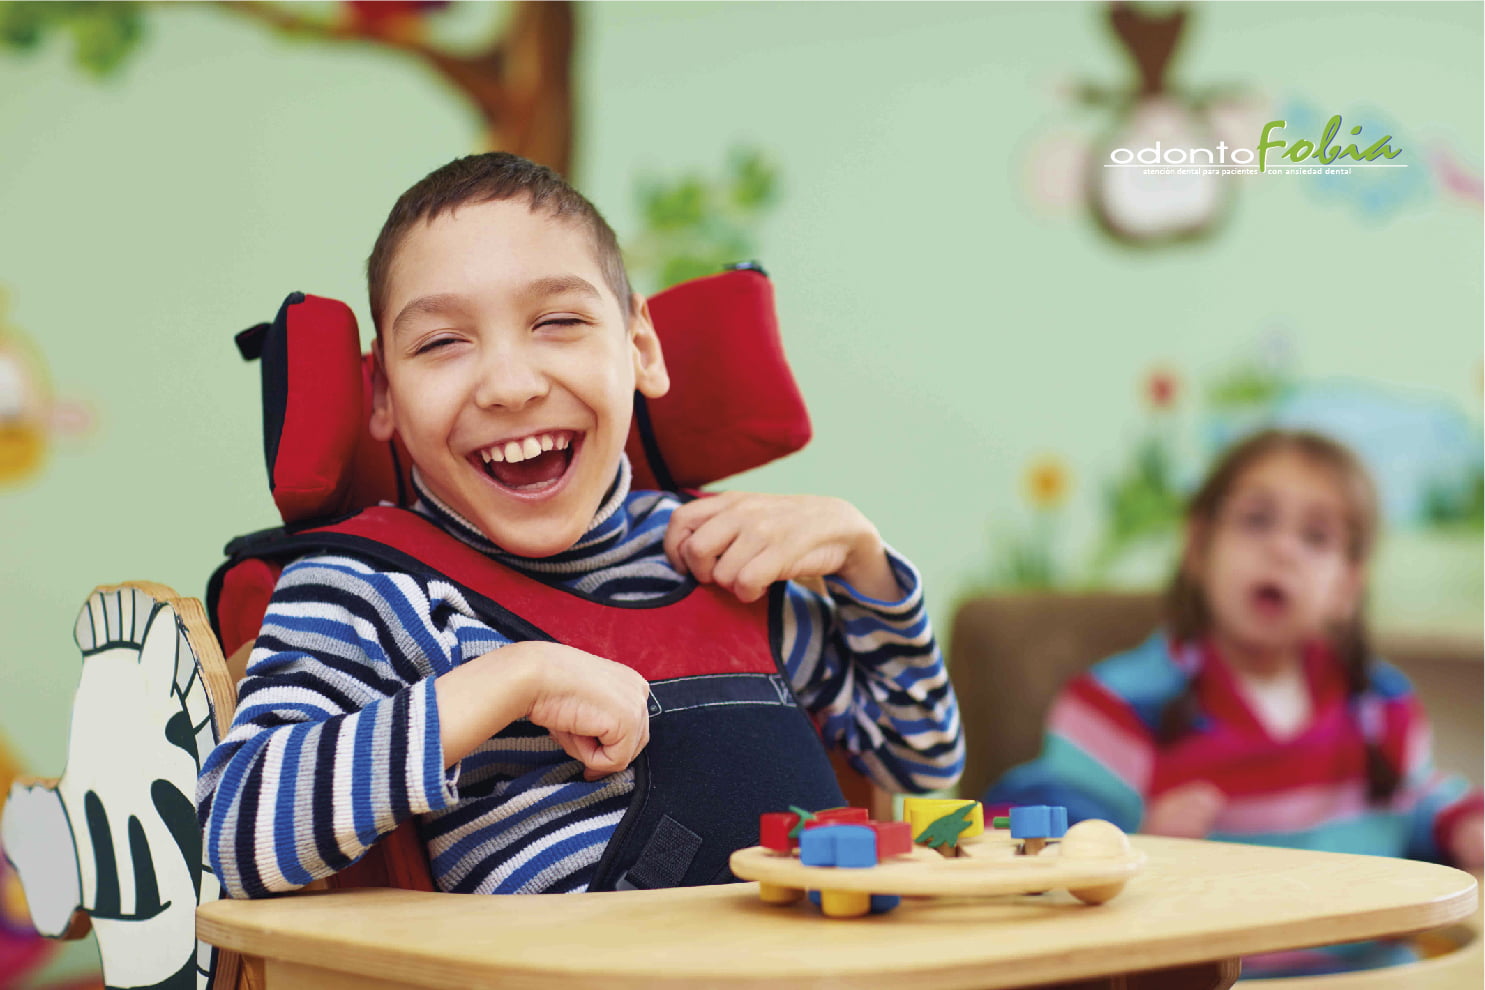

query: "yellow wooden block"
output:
901 797 984 841
758 882 802 904
819 889 872 918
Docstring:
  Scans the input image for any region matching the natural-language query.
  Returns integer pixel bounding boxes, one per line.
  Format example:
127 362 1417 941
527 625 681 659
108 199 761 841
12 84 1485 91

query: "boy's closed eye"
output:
407 316 588 356
535 316 592 336
412 335 461 356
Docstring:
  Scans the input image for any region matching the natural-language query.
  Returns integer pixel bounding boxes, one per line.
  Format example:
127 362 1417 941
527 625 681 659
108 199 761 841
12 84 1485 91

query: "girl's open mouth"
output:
1250 581 1289 617
472 430 580 494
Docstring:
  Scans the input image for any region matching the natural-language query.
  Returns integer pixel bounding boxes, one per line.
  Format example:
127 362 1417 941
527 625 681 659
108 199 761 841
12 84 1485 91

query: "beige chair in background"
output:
948 591 1162 805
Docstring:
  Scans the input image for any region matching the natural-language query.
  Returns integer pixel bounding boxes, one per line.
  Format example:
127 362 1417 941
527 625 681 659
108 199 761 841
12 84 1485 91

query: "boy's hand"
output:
664 492 900 603
438 642 651 781
1143 781 1225 839
522 643 653 781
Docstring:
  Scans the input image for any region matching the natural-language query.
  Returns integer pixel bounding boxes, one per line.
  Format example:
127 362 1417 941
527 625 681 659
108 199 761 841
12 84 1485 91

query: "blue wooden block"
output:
1009 804 1070 839
799 824 879 868
832 825 878 868
799 827 835 867
807 889 822 906
869 894 901 913
1009 805 1052 838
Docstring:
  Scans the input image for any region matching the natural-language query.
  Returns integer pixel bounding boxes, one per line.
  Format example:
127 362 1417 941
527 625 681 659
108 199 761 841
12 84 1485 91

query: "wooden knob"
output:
1059 820 1130 860
1060 820 1131 905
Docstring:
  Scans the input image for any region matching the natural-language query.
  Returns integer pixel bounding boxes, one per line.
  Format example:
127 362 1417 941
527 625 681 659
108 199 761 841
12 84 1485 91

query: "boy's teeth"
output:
481 431 574 465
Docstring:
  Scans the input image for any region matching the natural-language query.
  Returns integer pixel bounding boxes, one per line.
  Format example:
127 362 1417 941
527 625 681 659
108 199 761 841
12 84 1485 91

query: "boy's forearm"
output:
817 676 964 793
788 552 965 793
434 643 539 767
203 680 452 898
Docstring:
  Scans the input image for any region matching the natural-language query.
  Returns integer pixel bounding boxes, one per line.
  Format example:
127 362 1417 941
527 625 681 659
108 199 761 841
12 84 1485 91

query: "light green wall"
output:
582 1 1482 627
0 2 1479 976
2 0 1480 793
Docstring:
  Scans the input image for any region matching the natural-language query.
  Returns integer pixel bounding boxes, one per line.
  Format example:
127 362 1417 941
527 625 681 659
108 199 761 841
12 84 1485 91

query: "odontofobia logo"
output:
1257 115 1403 172
1104 113 1405 175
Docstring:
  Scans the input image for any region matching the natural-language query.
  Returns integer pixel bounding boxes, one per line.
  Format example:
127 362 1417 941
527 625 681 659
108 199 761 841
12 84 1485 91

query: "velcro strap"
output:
617 815 703 890
647 673 793 716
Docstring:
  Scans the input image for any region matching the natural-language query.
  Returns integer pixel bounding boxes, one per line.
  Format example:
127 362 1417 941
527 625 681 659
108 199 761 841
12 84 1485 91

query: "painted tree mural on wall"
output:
0 1 786 292
626 149 780 294
0 0 575 173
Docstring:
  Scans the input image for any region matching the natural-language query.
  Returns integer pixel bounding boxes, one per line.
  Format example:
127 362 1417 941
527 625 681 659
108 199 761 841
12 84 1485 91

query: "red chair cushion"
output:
259 267 807 524
626 269 810 491
215 557 281 659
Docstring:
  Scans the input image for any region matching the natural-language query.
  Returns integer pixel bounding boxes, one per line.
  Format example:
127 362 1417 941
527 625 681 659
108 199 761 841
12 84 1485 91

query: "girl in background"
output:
985 429 1481 976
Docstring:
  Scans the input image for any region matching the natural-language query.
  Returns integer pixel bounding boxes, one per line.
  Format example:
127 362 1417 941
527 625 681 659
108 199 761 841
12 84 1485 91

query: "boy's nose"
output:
472 346 549 410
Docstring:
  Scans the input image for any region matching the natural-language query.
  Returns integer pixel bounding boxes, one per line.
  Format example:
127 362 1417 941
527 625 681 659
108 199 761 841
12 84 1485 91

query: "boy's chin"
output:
477 524 583 559
465 508 590 558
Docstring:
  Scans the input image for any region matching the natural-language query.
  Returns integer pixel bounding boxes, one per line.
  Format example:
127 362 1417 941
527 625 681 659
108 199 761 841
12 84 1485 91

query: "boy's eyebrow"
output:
390 277 604 340
390 293 469 341
517 274 604 304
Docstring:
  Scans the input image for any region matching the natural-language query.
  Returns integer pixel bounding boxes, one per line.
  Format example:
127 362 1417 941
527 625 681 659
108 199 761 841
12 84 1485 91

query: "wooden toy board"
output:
731 822 1144 901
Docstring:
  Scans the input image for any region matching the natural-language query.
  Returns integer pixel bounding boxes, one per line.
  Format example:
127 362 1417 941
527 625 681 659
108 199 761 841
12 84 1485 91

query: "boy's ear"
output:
369 341 395 442
628 293 670 399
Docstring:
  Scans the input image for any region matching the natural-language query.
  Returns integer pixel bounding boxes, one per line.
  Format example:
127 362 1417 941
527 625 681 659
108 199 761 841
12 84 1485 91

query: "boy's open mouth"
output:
473 430 579 493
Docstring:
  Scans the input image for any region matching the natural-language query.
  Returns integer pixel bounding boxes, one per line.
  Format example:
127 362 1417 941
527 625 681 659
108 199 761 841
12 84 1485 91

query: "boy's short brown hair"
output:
367 153 632 334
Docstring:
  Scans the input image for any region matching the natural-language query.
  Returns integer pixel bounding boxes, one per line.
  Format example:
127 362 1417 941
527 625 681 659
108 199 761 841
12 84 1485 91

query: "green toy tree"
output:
917 803 975 850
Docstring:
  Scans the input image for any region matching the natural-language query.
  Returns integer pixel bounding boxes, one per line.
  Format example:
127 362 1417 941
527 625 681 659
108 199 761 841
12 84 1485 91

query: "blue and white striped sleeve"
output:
779 546 964 794
198 555 472 899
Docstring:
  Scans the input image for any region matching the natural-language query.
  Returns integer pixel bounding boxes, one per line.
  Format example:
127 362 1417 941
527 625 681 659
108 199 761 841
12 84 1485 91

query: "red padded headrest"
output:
248 267 809 524
630 268 811 491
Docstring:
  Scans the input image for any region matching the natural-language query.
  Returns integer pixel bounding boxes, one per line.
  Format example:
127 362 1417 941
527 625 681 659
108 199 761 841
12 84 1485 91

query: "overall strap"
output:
286 506 782 681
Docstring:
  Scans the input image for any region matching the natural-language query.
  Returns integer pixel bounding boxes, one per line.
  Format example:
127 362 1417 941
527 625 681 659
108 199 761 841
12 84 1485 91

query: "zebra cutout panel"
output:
2 584 237 990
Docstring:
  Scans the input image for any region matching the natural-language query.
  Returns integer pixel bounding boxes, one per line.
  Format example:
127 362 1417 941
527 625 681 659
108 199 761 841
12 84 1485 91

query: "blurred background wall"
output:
0 2 1479 982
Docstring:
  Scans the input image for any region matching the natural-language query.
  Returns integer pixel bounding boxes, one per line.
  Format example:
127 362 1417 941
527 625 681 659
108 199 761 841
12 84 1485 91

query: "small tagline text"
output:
1138 167 1354 176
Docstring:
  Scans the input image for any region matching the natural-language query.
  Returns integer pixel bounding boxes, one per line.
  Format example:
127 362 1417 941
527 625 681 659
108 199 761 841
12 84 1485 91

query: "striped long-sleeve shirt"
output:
984 631 1481 976
200 459 963 899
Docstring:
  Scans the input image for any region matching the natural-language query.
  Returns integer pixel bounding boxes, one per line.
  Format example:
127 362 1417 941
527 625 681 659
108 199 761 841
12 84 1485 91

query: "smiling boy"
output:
201 154 963 897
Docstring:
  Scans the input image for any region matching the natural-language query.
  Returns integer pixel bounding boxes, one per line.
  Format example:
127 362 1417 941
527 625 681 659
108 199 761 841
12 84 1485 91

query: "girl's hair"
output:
1158 428 1400 802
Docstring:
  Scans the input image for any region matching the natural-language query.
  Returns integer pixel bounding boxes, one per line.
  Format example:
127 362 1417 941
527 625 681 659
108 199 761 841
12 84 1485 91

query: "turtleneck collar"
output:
410 455 635 574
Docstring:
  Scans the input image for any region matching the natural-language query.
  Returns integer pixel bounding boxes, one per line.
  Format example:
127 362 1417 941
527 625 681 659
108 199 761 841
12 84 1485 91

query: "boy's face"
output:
370 198 668 557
